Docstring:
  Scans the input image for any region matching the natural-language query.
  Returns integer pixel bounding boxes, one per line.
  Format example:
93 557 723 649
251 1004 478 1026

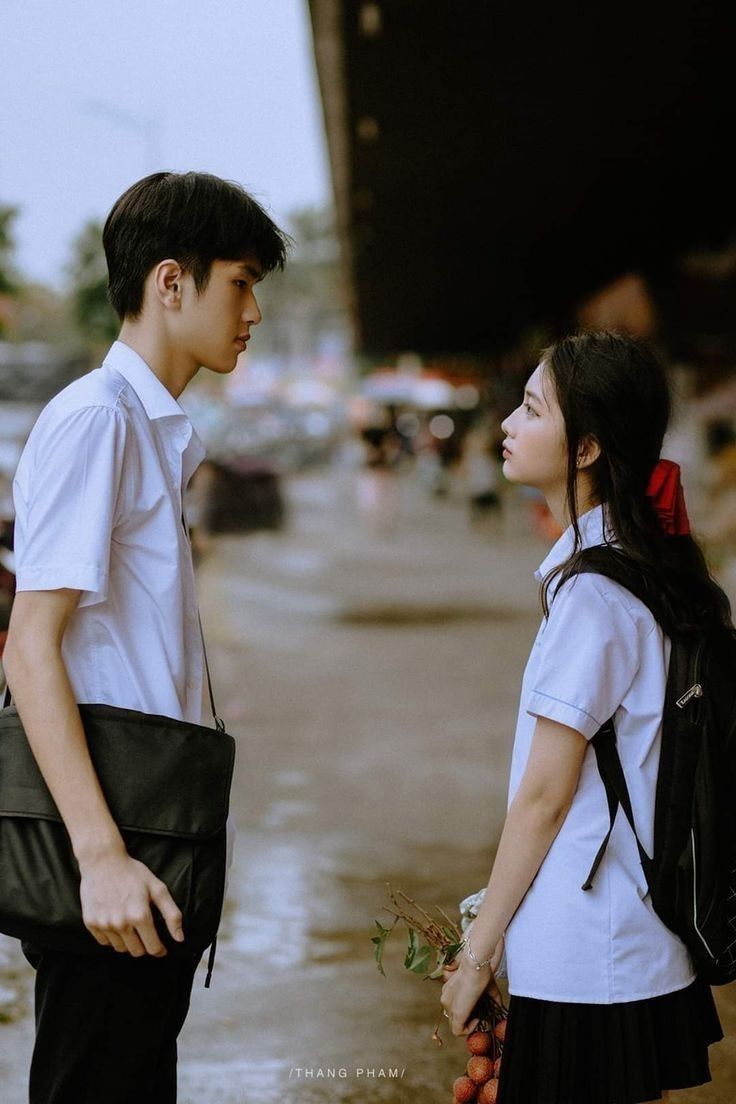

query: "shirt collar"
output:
534 502 617 581
103 340 206 487
103 340 190 422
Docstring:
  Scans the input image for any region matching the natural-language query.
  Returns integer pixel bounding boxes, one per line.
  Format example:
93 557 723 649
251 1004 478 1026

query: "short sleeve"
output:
12 405 127 609
526 573 642 739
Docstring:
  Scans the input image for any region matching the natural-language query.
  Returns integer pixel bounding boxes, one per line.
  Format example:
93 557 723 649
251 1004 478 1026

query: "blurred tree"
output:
16 282 78 346
0 205 20 336
0 205 18 294
253 206 349 363
67 220 118 346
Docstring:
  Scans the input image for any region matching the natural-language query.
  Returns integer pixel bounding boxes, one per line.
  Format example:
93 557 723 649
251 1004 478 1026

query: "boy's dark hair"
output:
103 172 289 319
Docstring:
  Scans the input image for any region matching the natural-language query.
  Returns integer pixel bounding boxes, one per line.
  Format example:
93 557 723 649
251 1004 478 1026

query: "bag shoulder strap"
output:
181 510 225 732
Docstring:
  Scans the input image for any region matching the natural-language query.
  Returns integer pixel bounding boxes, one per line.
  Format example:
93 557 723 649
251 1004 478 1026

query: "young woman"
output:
440 332 727 1104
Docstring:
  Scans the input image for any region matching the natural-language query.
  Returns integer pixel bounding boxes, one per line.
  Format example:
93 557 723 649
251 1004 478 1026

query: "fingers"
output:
85 920 127 953
440 967 487 1037
447 1013 475 1037
440 986 469 1037
118 927 148 957
487 979 502 1004
86 924 113 949
150 879 185 944
86 916 162 957
133 910 168 957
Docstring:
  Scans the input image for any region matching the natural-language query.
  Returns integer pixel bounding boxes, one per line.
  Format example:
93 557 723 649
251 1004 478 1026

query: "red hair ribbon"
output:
645 459 690 536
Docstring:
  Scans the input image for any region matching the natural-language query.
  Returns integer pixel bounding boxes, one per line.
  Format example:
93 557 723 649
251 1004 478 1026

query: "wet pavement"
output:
1 463 734 1103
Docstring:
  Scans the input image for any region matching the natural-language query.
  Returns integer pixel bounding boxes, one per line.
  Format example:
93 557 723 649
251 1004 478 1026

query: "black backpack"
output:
565 545 736 986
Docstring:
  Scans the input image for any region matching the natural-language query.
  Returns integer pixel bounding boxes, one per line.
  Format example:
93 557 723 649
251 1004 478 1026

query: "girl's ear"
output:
577 435 601 470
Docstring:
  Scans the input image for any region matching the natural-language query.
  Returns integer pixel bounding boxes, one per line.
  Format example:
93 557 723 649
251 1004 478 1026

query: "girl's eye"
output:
524 402 537 416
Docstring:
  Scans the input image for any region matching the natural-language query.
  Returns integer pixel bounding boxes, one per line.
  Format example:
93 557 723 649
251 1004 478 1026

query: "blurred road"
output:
0 464 733 1103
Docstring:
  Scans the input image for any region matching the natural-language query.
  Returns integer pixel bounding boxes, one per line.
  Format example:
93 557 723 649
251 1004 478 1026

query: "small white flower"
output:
458 888 486 932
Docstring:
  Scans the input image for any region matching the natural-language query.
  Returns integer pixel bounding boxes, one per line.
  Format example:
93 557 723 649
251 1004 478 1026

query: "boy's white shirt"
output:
503 504 695 1003
13 339 206 720
12 339 236 869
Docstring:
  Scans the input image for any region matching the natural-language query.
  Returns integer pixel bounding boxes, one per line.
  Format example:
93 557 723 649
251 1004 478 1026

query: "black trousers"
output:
21 940 203 1104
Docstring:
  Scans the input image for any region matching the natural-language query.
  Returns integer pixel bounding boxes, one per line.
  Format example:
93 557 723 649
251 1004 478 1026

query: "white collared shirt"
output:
12 340 208 725
503 504 695 1003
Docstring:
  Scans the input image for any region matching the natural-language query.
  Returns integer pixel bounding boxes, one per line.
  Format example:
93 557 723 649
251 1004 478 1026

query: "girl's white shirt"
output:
504 503 695 1003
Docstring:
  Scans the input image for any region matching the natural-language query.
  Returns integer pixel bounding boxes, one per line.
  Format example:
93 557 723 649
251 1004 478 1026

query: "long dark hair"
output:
540 331 733 637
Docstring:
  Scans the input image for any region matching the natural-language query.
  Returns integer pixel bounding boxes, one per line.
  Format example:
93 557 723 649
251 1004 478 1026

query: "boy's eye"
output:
234 280 249 289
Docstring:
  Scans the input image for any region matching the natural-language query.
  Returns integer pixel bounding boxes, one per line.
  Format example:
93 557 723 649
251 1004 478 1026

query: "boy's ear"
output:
153 259 184 309
577 434 601 470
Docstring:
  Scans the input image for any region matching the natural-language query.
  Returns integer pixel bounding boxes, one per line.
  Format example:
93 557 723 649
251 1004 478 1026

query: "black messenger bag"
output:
0 611 235 988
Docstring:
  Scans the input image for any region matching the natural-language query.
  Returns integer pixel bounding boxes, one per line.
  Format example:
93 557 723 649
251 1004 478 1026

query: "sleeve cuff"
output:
526 689 602 740
15 564 108 608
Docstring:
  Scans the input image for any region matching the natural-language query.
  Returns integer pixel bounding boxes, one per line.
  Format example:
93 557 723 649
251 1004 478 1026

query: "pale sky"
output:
0 0 332 286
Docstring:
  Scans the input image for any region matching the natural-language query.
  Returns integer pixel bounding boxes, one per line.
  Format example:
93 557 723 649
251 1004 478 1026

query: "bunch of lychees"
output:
373 882 508 1099
452 1018 506 1103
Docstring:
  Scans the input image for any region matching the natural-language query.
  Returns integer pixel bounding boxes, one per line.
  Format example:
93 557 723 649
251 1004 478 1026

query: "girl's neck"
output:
545 475 600 531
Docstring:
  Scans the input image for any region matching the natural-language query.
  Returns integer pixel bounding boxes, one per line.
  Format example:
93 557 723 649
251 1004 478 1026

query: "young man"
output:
2 171 288 1104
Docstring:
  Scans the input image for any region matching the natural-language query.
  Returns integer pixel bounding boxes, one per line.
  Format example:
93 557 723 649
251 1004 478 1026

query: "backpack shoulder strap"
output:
571 545 705 892
582 719 653 890
569 546 659 891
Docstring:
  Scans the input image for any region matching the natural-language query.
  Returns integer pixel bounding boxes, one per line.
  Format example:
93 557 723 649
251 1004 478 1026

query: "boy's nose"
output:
244 297 262 326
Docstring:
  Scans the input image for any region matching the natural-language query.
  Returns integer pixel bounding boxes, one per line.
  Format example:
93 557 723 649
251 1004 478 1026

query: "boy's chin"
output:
202 354 240 374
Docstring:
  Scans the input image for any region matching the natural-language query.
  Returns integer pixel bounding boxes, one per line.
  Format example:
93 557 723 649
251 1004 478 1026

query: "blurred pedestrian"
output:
698 436 736 603
460 416 502 525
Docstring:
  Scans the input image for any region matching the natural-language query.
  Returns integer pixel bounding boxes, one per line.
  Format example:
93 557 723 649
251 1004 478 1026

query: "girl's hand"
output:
439 934 504 1036
440 956 496 1036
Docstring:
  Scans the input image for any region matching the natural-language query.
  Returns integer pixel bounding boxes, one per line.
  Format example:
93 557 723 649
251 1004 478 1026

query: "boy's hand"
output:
78 850 185 957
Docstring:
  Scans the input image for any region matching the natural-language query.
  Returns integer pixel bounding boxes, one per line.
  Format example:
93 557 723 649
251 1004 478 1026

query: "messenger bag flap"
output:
0 703 235 839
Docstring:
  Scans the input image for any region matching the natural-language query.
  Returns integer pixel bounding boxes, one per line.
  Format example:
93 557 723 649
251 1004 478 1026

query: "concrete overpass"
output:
308 1 735 369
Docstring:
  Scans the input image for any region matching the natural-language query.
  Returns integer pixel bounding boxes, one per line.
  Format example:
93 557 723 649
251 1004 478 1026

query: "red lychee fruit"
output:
453 1074 478 1102
477 1079 499 1103
493 1018 507 1042
493 1056 502 1077
467 1056 494 1084
467 1030 493 1055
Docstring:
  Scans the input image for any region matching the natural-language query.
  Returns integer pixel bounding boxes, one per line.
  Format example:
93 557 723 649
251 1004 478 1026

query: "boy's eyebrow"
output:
236 261 264 281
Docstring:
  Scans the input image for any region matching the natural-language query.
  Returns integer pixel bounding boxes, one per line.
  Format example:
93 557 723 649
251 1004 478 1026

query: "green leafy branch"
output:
372 882 507 1047
372 883 465 980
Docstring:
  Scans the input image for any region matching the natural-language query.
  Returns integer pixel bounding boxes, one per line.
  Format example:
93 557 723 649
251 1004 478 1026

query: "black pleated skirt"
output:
496 978 723 1104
